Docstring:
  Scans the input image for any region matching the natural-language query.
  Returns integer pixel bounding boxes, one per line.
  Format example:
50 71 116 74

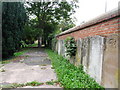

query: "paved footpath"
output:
0 48 62 88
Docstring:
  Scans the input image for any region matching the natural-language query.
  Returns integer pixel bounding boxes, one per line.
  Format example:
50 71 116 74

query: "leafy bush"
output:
65 37 77 57
20 41 28 48
46 49 104 88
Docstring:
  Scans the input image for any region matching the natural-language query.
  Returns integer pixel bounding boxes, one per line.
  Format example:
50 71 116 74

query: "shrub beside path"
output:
0 48 62 88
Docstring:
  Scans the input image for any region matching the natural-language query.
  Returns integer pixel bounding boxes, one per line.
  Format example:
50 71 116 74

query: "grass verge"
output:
46 49 104 88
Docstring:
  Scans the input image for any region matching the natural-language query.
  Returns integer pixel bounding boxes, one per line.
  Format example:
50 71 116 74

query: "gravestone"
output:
88 36 104 84
75 38 82 66
101 34 119 88
81 37 90 73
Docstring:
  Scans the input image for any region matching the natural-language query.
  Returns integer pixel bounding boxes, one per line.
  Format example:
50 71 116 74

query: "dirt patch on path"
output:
0 48 61 88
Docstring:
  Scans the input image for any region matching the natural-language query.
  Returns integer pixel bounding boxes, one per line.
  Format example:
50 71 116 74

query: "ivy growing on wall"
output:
65 37 77 57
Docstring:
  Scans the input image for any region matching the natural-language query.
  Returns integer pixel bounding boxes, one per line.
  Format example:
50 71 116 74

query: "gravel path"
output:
0 48 62 88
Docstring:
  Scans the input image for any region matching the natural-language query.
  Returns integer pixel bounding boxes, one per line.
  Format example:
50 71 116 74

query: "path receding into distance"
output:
0 48 62 88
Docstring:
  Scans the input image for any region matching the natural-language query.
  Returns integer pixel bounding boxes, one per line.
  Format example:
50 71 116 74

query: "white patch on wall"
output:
88 36 104 84
58 40 61 55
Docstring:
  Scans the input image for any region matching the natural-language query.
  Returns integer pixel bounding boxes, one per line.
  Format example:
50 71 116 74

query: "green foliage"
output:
20 40 28 48
1 83 25 88
20 40 38 48
27 43 38 47
25 81 43 86
65 37 77 57
46 81 54 85
52 38 58 44
46 49 104 88
46 80 59 85
26 1 78 47
58 18 76 31
23 19 42 44
2 2 27 58
13 49 28 57
0 60 10 64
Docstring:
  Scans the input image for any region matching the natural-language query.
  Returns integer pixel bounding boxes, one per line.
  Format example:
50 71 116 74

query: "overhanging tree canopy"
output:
26 1 78 47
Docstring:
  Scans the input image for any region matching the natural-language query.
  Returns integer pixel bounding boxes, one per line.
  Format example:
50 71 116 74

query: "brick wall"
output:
57 8 120 40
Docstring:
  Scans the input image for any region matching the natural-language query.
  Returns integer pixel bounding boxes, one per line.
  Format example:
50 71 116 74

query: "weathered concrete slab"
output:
81 37 90 72
55 41 58 52
23 56 51 66
1 63 57 84
61 40 65 57
88 36 104 84
57 40 65 56
75 38 82 66
0 48 60 88
101 34 119 88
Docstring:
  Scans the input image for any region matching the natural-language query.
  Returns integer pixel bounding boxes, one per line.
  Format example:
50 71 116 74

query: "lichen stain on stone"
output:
108 39 116 47
115 69 120 82
75 51 81 66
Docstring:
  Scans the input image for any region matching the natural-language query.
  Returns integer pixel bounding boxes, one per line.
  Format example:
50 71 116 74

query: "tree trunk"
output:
38 37 41 48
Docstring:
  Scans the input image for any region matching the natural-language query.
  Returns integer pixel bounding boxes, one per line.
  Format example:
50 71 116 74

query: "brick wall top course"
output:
57 8 120 37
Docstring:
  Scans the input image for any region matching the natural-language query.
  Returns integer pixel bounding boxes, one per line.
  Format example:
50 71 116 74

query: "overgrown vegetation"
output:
65 37 77 57
46 49 104 88
46 81 54 85
46 80 60 85
25 81 44 86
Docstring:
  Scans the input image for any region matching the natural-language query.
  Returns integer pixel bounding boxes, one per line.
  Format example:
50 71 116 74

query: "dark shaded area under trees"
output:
2 2 27 58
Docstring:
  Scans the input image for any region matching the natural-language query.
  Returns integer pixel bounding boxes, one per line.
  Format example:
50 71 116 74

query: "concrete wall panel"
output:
81 37 90 73
101 35 119 88
75 38 82 66
88 36 104 84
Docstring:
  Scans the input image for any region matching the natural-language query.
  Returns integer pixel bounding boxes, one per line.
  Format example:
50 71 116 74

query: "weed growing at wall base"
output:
46 49 104 88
